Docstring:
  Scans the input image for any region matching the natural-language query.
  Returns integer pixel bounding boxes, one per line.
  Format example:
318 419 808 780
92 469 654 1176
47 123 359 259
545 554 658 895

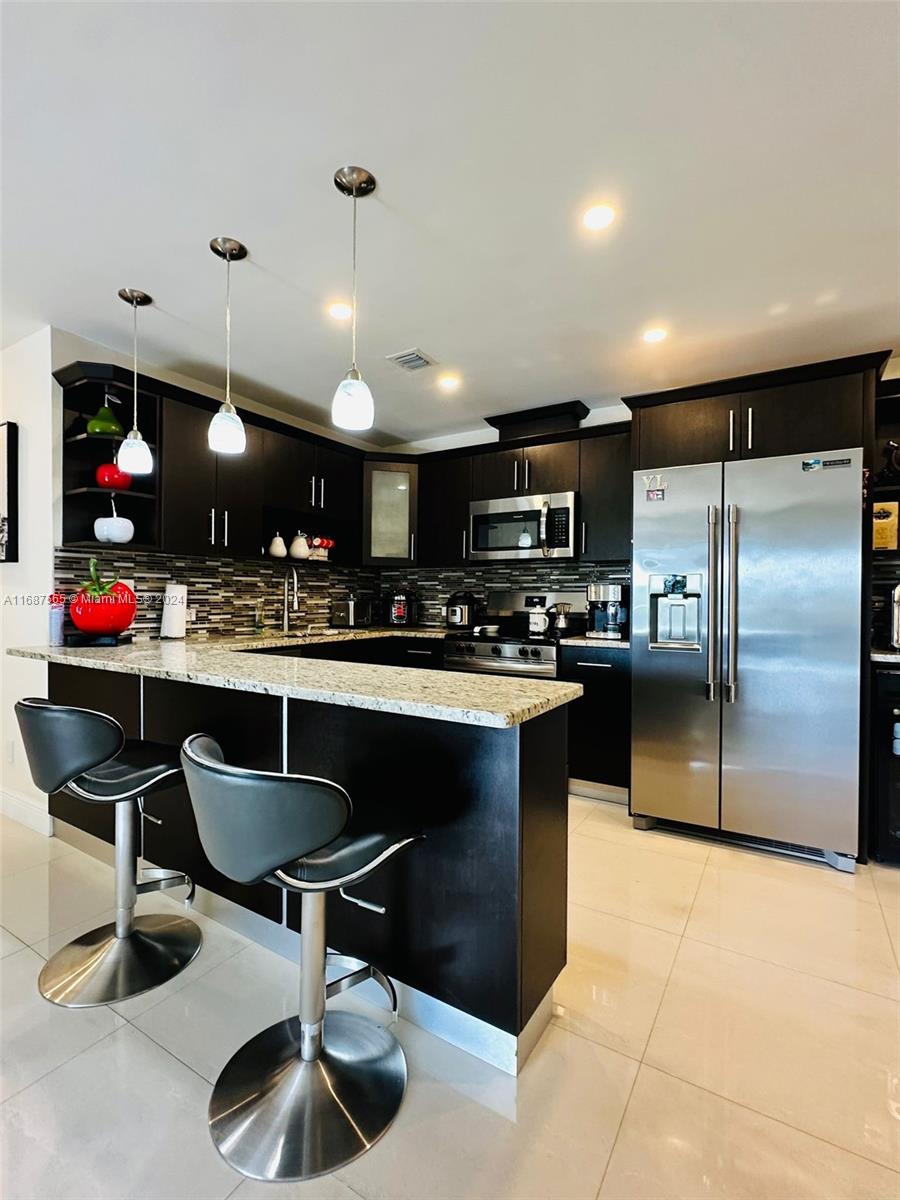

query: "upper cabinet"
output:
362 461 418 565
262 429 316 512
470 441 579 499
418 455 472 567
579 433 632 562
739 374 862 459
635 394 741 470
162 399 263 557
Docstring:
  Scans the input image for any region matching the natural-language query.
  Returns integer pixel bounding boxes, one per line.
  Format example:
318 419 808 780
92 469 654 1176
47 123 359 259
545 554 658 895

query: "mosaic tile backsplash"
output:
54 548 630 638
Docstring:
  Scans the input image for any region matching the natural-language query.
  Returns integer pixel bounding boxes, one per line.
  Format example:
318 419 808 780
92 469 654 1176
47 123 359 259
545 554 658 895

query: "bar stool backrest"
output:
15 698 125 795
181 734 353 885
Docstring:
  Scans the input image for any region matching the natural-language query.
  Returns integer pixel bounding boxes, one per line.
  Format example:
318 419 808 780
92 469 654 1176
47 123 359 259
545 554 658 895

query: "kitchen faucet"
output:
283 566 299 633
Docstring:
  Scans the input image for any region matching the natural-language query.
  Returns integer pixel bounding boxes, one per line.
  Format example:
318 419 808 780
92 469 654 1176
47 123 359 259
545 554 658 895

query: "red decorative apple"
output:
70 558 136 636
95 463 132 490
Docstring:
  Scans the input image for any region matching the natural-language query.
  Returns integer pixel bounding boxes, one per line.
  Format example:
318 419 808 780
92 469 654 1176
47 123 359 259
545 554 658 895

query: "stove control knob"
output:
530 647 542 659
518 646 530 658
491 644 503 657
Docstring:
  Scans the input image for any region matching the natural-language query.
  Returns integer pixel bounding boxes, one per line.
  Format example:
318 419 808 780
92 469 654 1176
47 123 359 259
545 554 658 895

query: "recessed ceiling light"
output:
437 373 462 393
582 204 616 231
642 327 668 344
328 301 353 321
814 289 839 306
768 301 789 317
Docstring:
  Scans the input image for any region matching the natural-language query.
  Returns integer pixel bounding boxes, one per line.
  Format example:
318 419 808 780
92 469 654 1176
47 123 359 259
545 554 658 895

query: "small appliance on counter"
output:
587 583 629 641
385 586 418 627
330 595 372 628
445 591 483 629
443 589 588 678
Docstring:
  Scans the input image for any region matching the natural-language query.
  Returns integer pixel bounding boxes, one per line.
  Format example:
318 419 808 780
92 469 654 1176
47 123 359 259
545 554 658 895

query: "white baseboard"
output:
0 789 52 836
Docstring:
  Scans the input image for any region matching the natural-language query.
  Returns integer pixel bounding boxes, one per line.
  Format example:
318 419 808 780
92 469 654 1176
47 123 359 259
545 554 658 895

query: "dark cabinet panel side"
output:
559 648 631 789
579 433 632 561
636 394 740 470
142 679 283 921
47 664 140 845
418 456 472 566
161 399 218 555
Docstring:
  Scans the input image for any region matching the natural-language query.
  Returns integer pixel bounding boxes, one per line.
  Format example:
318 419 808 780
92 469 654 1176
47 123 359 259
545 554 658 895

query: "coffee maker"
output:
587 583 629 641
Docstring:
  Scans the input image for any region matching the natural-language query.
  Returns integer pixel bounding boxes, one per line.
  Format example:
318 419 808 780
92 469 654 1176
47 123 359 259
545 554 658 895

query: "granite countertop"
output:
202 626 446 651
558 637 631 650
8 630 581 729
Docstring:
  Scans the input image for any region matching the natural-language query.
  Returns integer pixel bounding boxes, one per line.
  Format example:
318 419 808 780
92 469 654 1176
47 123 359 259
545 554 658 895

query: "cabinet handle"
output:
223 509 229 548
410 532 415 559
462 529 467 560
406 649 432 656
513 459 519 491
310 475 316 507
576 661 613 668
581 522 587 555
319 477 325 509
524 457 530 490
209 507 216 545
747 407 753 451
729 409 734 453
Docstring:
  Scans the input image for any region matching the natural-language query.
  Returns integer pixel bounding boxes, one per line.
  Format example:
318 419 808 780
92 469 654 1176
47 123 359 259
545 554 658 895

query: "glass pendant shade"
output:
117 429 153 475
332 371 374 432
208 402 247 453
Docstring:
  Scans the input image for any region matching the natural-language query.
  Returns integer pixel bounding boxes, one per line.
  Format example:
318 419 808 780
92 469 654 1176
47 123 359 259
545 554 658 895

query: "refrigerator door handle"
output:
724 503 739 702
706 505 719 700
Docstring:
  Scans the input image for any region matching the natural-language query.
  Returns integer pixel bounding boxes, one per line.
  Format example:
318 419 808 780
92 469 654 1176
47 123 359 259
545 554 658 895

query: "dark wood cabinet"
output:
262 429 317 512
636 394 740 470
215 423 264 557
418 456 472 566
315 443 361 525
579 433 632 562
161 399 219 556
522 440 579 494
471 448 522 500
559 645 631 789
162 399 263 557
362 461 418 565
740 374 862 459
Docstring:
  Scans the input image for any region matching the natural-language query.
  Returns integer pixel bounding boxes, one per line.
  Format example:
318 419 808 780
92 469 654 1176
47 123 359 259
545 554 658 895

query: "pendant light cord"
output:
351 189 358 371
225 255 232 406
131 299 139 433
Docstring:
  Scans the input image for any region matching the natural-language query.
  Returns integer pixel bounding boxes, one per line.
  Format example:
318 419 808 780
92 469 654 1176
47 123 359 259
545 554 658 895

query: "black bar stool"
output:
15 698 201 1006
181 732 420 1184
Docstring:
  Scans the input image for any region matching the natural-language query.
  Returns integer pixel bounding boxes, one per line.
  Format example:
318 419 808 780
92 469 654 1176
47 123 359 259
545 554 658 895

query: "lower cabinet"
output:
558 645 631 789
281 635 442 668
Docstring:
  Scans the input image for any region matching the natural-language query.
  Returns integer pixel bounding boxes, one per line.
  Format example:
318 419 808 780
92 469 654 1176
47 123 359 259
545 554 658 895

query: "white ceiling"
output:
2 2 898 448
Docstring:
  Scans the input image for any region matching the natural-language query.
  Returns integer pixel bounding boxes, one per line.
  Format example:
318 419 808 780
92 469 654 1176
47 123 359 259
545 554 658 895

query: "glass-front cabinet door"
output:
363 461 418 565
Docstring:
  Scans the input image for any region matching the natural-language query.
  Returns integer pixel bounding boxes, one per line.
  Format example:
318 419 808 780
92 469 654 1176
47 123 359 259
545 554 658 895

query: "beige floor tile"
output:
873 863 900 913
600 1064 900 1200
553 904 678 1058
0 852 114 945
645 939 900 1172
580 802 711 865
707 843 879 904
0 946 124 1103
232 1177 362 1200
686 862 899 999
568 834 704 934
0 815 75 878
338 1023 638 1200
0 925 26 958
569 795 600 832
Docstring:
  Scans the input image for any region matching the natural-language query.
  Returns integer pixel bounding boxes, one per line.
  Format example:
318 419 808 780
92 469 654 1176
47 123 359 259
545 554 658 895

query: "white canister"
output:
160 583 188 639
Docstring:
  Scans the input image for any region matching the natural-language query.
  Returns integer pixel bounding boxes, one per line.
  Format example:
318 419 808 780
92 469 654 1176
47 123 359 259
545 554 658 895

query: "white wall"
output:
0 327 57 831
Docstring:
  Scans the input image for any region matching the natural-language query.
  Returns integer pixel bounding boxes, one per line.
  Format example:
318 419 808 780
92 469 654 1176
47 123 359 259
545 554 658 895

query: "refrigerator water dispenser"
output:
648 574 702 650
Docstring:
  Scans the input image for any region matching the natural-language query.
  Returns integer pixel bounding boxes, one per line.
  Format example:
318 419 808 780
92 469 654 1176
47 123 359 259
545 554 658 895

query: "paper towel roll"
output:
160 583 187 639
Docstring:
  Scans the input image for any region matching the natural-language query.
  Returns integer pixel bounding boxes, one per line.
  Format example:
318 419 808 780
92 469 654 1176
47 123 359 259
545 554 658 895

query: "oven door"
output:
468 493 575 560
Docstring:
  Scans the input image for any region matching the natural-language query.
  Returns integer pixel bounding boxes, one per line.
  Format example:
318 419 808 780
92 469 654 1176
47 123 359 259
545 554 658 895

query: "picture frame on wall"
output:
0 421 19 563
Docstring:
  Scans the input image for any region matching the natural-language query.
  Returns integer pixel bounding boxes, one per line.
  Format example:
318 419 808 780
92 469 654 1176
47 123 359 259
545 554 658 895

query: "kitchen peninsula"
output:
8 635 581 1073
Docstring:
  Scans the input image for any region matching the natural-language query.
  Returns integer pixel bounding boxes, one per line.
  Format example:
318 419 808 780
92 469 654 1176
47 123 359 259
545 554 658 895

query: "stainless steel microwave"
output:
468 493 576 561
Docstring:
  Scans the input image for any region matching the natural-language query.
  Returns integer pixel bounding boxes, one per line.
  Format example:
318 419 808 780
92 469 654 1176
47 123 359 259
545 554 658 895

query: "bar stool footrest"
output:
326 952 398 1016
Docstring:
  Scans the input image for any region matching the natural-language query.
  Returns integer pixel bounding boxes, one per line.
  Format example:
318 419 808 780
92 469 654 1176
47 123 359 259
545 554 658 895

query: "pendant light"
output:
331 166 377 432
115 288 154 475
208 237 248 454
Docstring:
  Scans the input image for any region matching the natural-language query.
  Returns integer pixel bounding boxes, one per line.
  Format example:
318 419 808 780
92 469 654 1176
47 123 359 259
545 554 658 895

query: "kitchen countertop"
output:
558 637 631 650
8 630 581 729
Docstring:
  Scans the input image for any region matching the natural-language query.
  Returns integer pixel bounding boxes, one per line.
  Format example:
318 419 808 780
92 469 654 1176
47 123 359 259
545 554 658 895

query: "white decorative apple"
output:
94 515 134 544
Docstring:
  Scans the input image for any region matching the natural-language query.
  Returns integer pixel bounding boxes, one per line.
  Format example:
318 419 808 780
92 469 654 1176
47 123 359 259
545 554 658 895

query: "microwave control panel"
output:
548 508 570 547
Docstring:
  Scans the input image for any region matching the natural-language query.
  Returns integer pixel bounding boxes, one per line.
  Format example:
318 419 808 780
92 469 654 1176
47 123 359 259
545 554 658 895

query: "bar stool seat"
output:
15 698 201 1007
181 733 420 1184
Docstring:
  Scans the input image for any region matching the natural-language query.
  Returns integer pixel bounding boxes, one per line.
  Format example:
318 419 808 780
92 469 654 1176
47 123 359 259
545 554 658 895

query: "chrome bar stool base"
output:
38 912 202 1007
208 1009 407 1182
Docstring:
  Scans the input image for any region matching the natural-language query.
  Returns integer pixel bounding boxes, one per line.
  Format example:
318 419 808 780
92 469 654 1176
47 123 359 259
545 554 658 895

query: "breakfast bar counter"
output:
8 637 581 1073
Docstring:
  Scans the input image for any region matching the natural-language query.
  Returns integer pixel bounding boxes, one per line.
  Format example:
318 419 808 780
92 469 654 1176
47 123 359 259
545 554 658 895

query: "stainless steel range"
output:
443 590 588 679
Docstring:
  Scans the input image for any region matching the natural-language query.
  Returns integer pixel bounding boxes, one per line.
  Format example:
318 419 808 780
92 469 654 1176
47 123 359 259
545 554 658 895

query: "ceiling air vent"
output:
385 348 436 372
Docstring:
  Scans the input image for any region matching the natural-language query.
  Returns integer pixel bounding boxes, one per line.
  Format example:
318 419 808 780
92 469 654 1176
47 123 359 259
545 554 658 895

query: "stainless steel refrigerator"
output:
631 448 862 865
